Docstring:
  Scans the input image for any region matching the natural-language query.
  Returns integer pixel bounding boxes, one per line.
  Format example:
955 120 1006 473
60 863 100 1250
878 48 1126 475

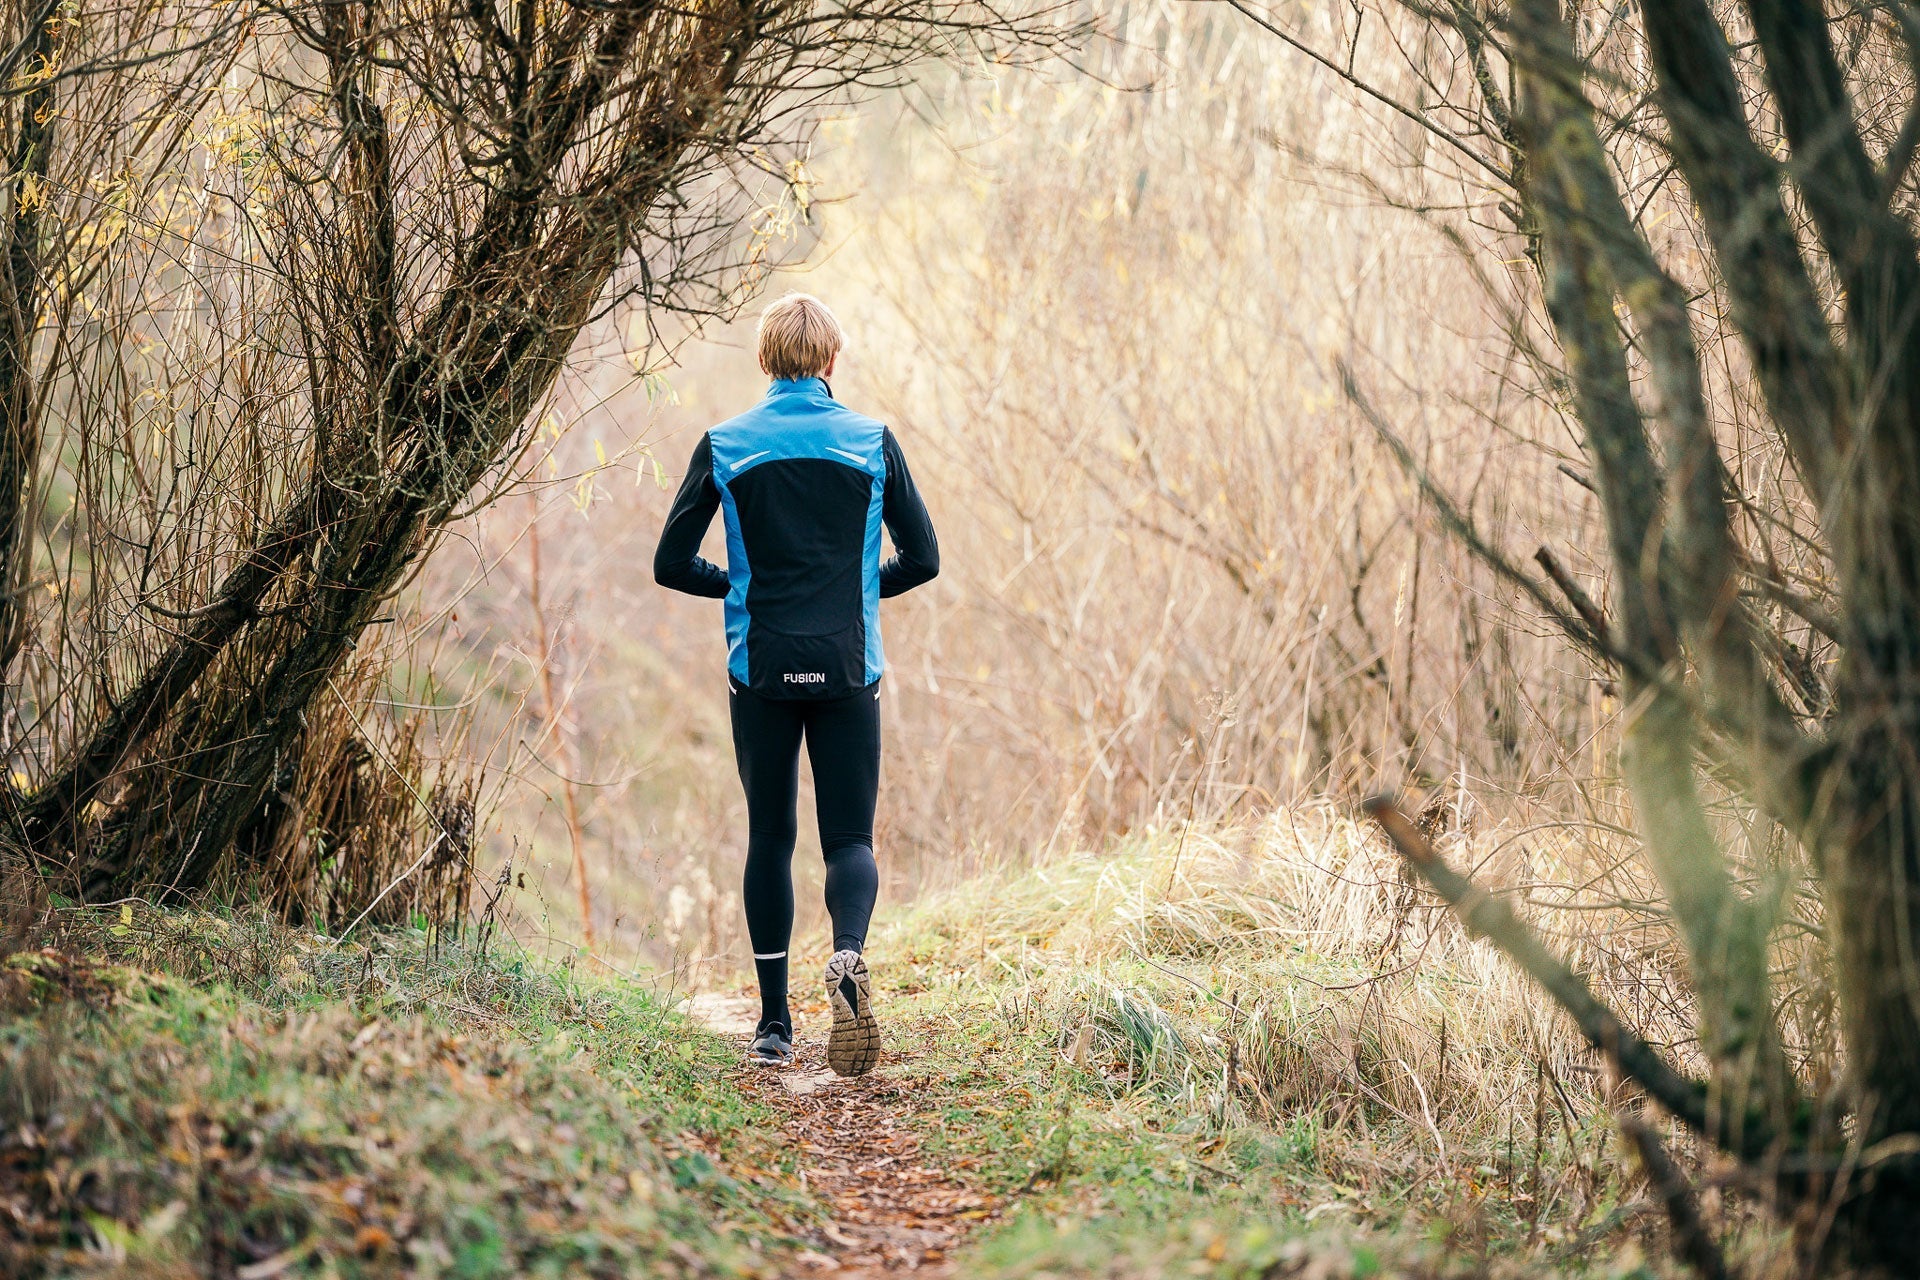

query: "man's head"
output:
756 292 843 381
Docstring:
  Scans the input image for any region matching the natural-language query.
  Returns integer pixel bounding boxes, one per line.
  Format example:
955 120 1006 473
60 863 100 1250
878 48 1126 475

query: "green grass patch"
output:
0 908 811 1279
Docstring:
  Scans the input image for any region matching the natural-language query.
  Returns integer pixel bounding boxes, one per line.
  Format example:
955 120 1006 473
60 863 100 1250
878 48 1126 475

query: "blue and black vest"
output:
653 376 939 697
709 379 891 698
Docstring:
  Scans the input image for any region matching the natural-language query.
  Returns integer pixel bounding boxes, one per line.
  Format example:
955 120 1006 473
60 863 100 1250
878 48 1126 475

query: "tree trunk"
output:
0 2 54 672
1817 670 1920 1267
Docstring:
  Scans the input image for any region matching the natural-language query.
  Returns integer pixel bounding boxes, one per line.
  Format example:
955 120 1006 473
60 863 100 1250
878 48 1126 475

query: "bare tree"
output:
0 0 1072 908
0 0 56 669
1239 0 1920 1265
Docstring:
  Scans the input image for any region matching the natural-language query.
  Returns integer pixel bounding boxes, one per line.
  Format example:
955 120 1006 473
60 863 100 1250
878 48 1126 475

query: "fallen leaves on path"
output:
701 1017 997 1278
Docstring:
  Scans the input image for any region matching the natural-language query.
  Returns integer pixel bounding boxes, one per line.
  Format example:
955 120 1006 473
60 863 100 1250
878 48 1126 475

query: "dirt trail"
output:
687 994 997 1276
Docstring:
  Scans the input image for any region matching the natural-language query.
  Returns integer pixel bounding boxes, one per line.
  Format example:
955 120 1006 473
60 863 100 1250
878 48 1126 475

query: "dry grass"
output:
874 807 1791 1273
894 806 1696 1124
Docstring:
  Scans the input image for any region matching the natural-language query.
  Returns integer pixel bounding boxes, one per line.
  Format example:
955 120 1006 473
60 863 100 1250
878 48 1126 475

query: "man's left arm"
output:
878 427 939 598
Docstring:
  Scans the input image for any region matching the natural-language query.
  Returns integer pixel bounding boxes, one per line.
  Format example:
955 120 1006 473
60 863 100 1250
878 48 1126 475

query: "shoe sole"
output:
748 1032 794 1067
825 950 880 1077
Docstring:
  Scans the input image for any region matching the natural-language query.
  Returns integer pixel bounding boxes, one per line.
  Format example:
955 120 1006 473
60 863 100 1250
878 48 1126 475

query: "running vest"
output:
707 378 887 699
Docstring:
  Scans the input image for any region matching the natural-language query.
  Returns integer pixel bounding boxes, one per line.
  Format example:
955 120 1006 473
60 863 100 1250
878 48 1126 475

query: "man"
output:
652 293 939 1074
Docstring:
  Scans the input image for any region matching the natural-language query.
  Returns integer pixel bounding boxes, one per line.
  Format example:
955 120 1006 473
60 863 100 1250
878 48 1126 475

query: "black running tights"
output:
729 681 881 1030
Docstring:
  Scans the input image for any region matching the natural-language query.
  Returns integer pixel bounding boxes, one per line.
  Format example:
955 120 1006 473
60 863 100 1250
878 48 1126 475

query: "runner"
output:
652 293 939 1075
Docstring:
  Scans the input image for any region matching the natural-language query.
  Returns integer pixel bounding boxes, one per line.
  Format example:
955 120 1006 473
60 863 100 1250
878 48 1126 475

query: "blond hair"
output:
756 292 844 381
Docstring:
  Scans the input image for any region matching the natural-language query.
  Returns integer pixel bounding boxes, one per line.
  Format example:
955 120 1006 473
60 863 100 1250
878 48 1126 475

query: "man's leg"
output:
805 681 883 1076
729 682 805 1038
806 682 882 952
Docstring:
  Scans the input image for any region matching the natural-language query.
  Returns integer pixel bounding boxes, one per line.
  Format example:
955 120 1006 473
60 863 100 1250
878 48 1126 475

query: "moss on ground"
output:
0 910 809 1279
3 831 1791 1279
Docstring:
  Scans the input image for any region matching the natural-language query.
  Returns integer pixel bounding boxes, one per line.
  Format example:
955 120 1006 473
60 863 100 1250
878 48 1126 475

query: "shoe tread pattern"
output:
825 950 880 1077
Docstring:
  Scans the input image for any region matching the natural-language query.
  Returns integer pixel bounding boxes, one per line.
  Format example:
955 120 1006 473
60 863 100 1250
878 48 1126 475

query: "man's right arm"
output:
652 434 730 598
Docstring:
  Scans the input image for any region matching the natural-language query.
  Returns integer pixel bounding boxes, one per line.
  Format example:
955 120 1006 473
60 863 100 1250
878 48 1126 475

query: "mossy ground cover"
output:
4 815 1789 1279
0 909 811 1279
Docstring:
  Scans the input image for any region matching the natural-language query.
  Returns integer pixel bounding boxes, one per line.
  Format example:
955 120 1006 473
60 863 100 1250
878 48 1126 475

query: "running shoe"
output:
824 949 880 1076
748 1020 794 1066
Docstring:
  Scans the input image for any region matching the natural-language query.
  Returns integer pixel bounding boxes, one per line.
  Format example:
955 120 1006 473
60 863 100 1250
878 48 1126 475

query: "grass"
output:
856 808 1785 1278
2 808 1790 1277
0 907 810 1278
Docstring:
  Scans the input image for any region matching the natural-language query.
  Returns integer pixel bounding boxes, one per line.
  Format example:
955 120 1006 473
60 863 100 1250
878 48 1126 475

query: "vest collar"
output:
765 376 832 399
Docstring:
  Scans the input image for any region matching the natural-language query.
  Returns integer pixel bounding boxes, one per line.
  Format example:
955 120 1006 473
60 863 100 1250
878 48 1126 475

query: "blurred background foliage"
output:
419 3 1620 976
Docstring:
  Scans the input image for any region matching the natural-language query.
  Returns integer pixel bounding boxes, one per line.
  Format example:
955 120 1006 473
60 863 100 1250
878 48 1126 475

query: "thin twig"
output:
1620 1111 1736 1280
1533 546 1612 651
338 833 447 942
1227 0 1510 183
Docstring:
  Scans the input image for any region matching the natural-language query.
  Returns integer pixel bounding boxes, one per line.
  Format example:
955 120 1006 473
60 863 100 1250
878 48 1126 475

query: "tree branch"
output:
1364 795 1778 1161
1640 0 1846 501
1620 1111 1737 1280
1227 0 1512 184
1509 0 1800 1115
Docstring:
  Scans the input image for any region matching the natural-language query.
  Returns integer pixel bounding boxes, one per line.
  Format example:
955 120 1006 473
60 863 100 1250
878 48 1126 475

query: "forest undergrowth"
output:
0 902 805 1279
0 809 1786 1278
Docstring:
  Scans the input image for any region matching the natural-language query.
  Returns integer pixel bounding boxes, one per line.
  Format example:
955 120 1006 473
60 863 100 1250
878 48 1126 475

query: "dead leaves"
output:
0 949 117 1015
735 1045 1000 1276
1 990 752 1279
